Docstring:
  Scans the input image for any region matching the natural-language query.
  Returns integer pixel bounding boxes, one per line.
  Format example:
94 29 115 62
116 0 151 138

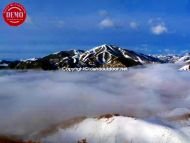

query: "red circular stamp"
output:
3 2 27 26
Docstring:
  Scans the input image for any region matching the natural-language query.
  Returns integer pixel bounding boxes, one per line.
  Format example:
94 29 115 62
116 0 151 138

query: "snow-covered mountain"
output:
179 64 190 71
2 112 189 143
153 54 180 63
153 53 190 64
176 53 190 71
0 44 163 70
33 114 188 143
79 44 162 68
1 44 190 71
176 53 190 64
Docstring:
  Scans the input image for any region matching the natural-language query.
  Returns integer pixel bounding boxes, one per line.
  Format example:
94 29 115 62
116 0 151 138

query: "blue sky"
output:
1 0 190 59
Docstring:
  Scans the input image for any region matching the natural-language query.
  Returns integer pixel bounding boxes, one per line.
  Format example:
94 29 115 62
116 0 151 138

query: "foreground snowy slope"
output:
38 115 188 143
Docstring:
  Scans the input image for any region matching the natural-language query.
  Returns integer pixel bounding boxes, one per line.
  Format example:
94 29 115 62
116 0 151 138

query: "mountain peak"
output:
89 44 118 51
99 44 115 47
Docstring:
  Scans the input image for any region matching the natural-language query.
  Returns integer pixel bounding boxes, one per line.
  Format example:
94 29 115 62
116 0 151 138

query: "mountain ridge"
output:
0 44 164 70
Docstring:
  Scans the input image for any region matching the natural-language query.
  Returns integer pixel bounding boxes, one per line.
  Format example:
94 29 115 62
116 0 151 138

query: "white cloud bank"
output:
0 64 190 142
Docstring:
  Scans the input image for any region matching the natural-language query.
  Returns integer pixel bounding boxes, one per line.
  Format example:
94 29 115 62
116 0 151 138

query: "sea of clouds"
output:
0 64 190 138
